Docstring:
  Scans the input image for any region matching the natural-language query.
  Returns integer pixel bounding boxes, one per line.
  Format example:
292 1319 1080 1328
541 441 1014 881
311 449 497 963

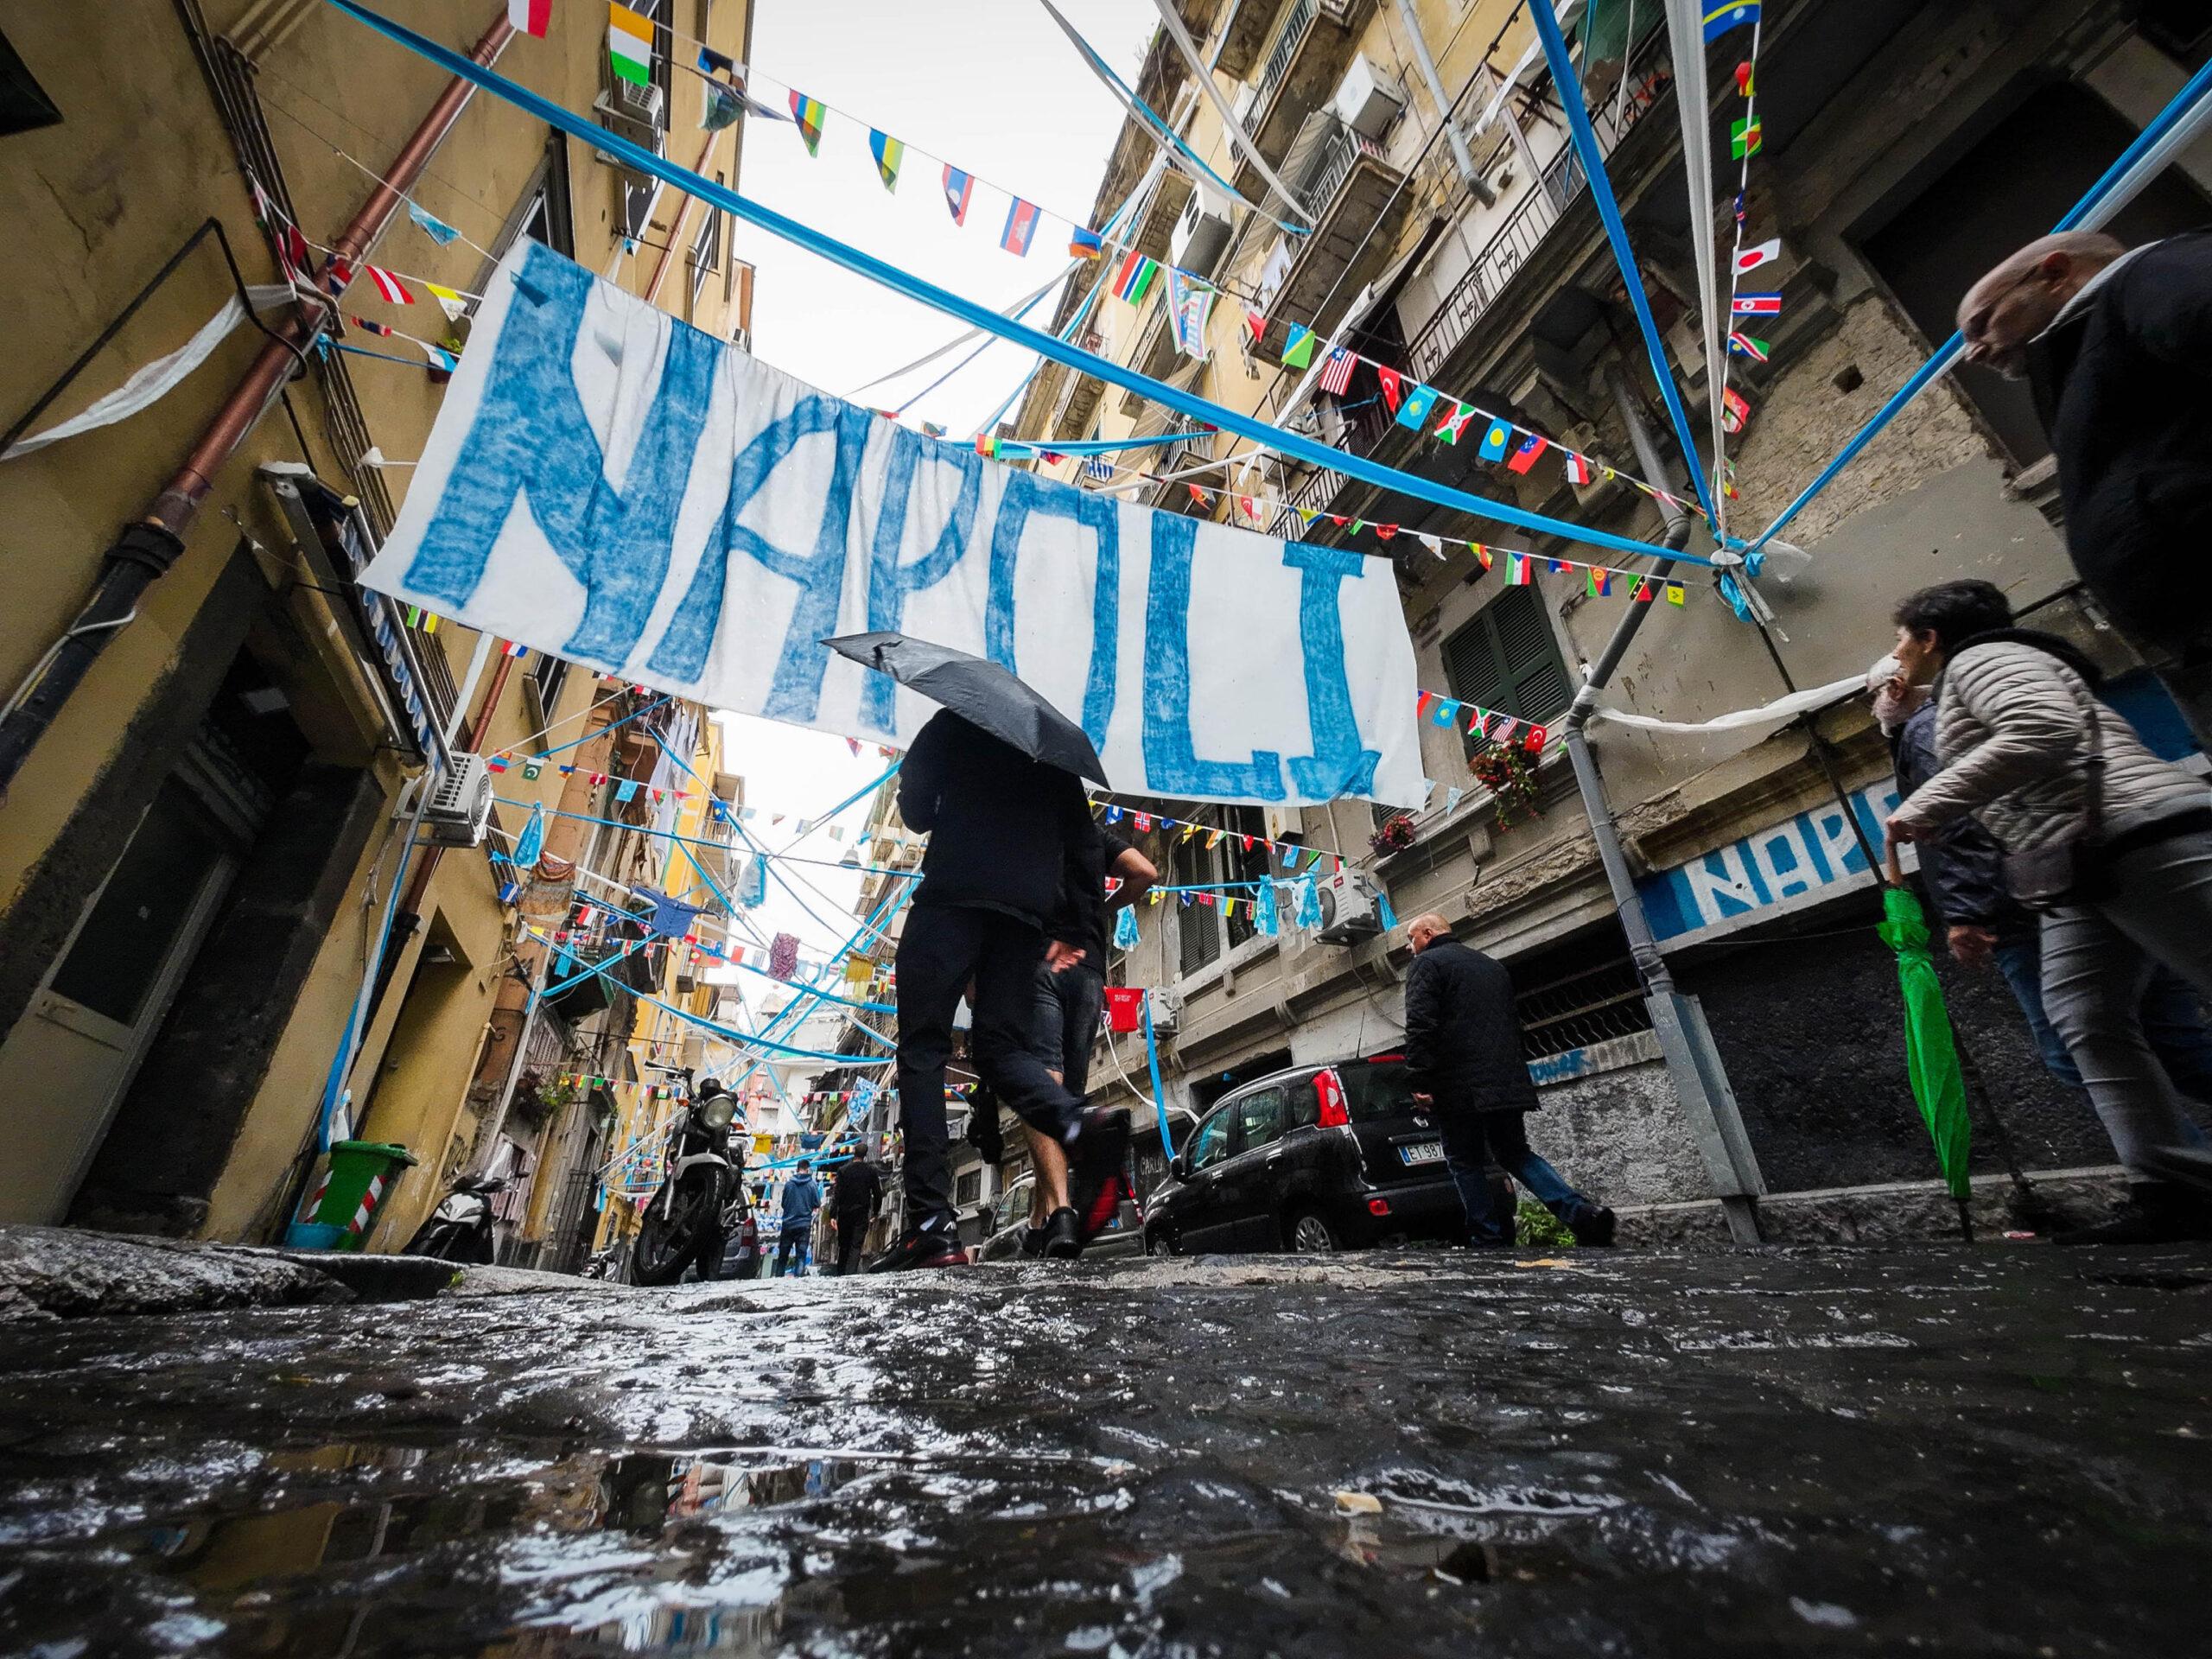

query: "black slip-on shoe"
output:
1068 1108 1132 1247
865 1225 969 1273
1041 1206 1082 1259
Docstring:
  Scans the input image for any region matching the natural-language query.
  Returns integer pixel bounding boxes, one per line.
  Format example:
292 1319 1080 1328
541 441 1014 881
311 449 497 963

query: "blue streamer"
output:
1526 0 1719 524
512 801 544 869
1114 904 1140 950
1293 874 1322 930
315 0 1715 569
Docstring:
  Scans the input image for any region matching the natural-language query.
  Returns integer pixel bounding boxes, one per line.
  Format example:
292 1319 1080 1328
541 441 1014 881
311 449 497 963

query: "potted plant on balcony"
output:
508 1069 576 1132
1369 813 1416 858
1471 745 1542 830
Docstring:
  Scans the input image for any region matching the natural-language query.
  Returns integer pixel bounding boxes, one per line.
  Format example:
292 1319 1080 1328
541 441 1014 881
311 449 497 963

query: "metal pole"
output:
477 943 552 1169
1557 365 1765 1243
1393 0 1496 203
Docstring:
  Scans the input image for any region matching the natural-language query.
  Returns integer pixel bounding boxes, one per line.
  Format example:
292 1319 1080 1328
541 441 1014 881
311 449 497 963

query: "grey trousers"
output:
2041 828 2212 1175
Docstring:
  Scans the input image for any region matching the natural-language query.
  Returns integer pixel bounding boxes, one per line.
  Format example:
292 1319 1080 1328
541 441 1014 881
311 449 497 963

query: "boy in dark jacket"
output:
1401 913 1615 1247
873 710 1130 1273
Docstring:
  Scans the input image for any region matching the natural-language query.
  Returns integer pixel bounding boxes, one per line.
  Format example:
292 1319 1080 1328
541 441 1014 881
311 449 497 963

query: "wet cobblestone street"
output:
2 1246 2209 1656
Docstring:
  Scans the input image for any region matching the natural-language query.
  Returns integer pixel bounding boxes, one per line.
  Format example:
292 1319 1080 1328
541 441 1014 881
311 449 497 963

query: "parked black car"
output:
1143 1053 1488 1254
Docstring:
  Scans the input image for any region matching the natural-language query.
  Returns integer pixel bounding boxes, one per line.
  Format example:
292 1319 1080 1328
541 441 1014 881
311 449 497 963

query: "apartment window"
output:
531 652 569 728
955 1168 983 1207
1440 587 1573 760
689 174 723 313
1171 806 1272 977
1510 923 1652 1061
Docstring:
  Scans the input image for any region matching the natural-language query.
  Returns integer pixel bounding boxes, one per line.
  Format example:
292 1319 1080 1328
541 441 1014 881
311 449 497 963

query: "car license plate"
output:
1399 1141 1444 1166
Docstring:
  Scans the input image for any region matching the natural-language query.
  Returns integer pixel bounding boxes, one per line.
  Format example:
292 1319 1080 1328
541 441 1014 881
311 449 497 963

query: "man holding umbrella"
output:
827 634 1132 1273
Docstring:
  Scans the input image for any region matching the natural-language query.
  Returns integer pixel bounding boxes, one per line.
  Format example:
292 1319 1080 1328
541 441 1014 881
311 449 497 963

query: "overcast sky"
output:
699 0 1154 1037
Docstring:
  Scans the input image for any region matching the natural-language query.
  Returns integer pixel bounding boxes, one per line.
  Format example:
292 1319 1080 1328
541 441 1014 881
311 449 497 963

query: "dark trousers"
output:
833 1213 868 1274
1440 1107 1591 1246
774 1227 809 1276
895 903 1084 1224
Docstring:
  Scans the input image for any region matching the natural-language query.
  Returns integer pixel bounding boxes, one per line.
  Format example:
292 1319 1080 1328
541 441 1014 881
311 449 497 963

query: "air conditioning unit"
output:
1333 54 1407 139
420 753 494 848
1171 181 1235 276
590 83 665 168
1316 867 1387 944
1146 988 1184 1035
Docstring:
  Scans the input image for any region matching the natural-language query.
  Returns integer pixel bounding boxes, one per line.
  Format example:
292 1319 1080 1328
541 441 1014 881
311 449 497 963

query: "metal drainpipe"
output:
0 4 515 798
1556 363 1766 1244
1392 0 1496 203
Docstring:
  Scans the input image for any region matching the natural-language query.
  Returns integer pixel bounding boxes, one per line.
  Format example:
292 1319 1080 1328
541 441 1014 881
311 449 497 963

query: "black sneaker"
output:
1019 1221 1050 1259
865 1224 969 1273
1569 1204 1618 1248
1067 1107 1132 1246
2053 1182 2212 1247
1040 1206 1082 1259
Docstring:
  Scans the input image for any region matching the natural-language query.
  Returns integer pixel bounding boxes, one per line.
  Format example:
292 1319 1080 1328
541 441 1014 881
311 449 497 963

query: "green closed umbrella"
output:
1877 883 1974 1224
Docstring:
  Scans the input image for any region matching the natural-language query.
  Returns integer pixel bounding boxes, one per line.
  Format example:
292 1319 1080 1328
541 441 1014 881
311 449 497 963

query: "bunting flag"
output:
607 3 653 86
1434 401 1477 445
1586 568 1612 598
509 0 550 36
1633 578 1655 603
1477 420 1511 461
1001 197 1039 256
319 254 353 298
923 421 947 438
420 340 460 374
1187 483 1210 507
1166 266 1215 358
1395 383 1439 430
1069 227 1103 261
1083 454 1114 480
1316 346 1357 396
501 638 530 658
1509 552 1532 585
942 165 976 226
1505 433 1549 474
1111 248 1157 303
1734 238 1781 275
351 316 395 337
1281 323 1316 368
1563 450 1595 486
1733 291 1782 315
1730 114 1763 158
1722 385 1753 434
1727 332 1770 361
365 265 412 304
790 90 826 156
1667 582 1688 606
423 283 467 321
1239 495 1258 521
1376 365 1403 413
407 201 460 246
1246 310 1267 344
700 79 742 131
1735 60 1755 97
1703 1 1760 41
697 45 734 76
868 130 905 193
1473 543 1493 570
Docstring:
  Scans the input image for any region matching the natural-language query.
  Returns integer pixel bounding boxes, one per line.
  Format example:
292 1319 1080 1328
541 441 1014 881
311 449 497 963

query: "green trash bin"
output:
292 1141 418 1252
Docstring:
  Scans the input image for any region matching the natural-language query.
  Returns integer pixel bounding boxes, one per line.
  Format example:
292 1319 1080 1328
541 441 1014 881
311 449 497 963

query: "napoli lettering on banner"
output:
359 241 1422 806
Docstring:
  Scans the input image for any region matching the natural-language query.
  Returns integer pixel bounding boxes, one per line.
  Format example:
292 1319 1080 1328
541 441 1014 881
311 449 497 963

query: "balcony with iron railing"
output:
1250 115 1407 362
1265 26 1675 536
1234 0 1372 199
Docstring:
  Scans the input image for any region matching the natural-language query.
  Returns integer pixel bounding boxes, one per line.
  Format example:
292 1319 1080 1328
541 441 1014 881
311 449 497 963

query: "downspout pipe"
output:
1392 0 1496 204
0 4 514 798
1558 363 1765 1243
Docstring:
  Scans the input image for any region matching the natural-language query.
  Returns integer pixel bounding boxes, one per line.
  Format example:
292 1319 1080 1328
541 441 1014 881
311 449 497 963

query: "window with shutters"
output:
1440 587 1573 760
1171 806 1271 976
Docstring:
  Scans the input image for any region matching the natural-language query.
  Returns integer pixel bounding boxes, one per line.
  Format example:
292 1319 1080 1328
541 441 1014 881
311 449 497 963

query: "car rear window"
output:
1337 1059 1421 1122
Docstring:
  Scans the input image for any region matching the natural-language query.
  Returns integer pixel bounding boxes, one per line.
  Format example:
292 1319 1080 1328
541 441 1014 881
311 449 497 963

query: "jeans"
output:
894 903 1085 1225
1440 1108 1592 1246
1028 963 1107 1096
1993 935 2212 1109
2040 828 2212 1175
774 1229 810 1276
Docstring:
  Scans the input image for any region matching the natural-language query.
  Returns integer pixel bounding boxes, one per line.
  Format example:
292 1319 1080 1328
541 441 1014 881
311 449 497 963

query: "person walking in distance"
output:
871 709 1131 1272
1958 230 2212 745
829 1150 882 1276
1018 818 1157 1259
1884 581 2212 1243
1401 913 1616 1248
775 1160 822 1277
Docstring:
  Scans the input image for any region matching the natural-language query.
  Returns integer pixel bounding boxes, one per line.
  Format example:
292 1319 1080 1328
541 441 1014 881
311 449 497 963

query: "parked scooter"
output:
404 1173 506 1264
631 1077 743 1286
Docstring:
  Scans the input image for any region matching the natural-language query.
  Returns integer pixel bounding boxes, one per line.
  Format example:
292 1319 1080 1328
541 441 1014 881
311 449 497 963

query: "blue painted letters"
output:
1281 544 1380 798
859 429 982 731
984 473 1121 747
1140 514 1284 799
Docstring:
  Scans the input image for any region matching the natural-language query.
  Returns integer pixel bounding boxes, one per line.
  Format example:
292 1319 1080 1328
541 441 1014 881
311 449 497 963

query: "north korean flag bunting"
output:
1733 292 1782 315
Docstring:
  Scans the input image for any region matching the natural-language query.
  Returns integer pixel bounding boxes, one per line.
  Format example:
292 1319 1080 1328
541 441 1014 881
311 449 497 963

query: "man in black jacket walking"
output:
1959 230 2212 743
828 1153 882 1276
871 710 1130 1272
1401 914 1615 1248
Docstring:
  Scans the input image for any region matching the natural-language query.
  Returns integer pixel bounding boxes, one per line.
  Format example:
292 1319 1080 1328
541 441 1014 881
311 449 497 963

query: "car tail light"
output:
1315 1067 1351 1128
1367 1052 1405 1064
1367 1197 1392 1217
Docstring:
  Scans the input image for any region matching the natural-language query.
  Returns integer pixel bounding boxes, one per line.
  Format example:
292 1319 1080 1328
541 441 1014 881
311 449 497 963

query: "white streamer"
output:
1589 672 1861 733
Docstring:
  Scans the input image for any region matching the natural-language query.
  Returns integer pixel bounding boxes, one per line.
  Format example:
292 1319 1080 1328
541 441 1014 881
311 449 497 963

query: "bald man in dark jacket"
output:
1402 912 1615 1248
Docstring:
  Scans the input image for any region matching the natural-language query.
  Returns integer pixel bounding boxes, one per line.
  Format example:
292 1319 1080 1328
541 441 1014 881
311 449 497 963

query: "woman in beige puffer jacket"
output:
1885 581 2212 1240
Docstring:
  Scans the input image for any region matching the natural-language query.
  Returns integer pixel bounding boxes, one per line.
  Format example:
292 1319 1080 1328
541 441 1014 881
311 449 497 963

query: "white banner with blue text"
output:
358 241 1421 806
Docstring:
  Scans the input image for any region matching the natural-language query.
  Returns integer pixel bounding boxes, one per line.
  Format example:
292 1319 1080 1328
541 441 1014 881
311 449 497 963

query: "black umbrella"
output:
821 632 1109 784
